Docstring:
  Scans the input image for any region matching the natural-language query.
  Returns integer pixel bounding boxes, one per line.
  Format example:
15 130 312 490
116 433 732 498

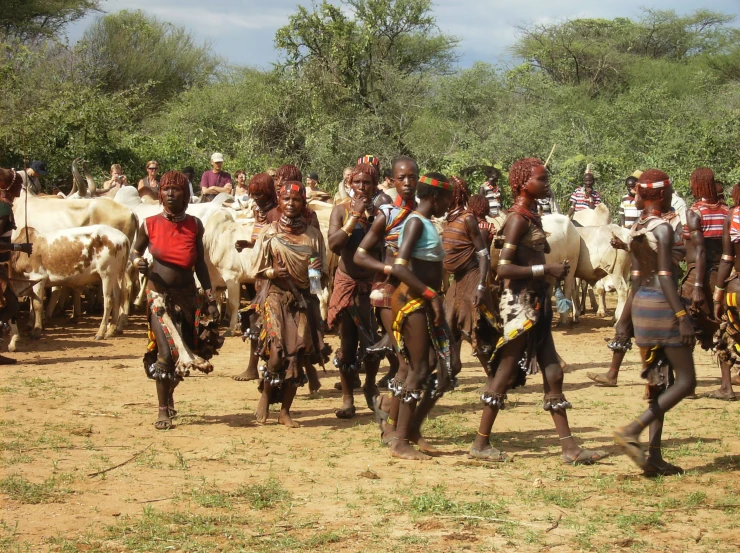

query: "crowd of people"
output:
1 152 737 476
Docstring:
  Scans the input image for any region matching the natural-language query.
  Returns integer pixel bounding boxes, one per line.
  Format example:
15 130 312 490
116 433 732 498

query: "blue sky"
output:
66 0 740 69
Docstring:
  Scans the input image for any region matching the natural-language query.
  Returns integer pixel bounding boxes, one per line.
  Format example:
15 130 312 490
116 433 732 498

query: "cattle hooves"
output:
30 331 41 340
94 335 105 341
7 343 16 353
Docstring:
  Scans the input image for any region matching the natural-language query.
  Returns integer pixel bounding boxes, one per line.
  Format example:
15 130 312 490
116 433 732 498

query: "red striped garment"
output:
730 206 740 244
569 187 601 212
683 201 728 240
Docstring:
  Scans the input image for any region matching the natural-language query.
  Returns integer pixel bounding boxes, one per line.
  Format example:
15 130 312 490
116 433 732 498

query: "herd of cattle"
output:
6 185 629 351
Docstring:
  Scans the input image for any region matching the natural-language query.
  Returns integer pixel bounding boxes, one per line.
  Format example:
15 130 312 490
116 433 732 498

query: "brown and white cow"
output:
10 225 130 343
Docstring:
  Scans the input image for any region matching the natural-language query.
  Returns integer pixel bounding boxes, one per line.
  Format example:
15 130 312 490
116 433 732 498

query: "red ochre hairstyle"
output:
275 164 302 184
278 180 314 220
349 162 379 188
690 167 717 202
637 168 671 202
468 194 489 220
0 168 22 191
508 158 544 197
158 170 191 208
248 172 277 205
731 183 740 207
449 176 470 213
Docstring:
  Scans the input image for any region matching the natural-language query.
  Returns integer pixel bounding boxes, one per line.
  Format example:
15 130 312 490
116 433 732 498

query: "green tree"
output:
78 10 218 107
0 0 99 41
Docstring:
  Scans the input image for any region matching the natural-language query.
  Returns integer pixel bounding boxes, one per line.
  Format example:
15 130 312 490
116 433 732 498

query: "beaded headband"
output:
281 183 302 193
639 179 671 189
419 175 451 190
358 155 379 167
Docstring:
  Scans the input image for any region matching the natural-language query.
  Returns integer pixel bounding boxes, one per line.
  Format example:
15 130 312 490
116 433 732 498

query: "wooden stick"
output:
87 443 153 478
73 410 119 418
544 144 557 168
137 496 174 504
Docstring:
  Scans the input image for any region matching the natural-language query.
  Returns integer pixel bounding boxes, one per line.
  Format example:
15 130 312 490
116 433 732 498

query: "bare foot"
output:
390 438 430 460
233 368 259 382
409 431 439 454
381 427 397 446
254 396 269 424
586 371 618 387
278 411 300 428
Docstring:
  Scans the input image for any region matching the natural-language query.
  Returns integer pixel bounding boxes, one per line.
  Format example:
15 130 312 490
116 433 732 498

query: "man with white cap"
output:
200 152 232 202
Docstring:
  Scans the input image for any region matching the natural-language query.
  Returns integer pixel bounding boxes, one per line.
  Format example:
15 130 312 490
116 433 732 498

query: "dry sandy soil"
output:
1 299 740 552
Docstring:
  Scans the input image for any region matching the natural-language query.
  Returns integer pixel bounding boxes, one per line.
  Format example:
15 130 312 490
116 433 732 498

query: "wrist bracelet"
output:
497 259 511 266
394 258 409 266
675 309 687 318
531 264 545 278
265 268 275 279
421 287 437 300
722 254 735 262
357 247 367 254
657 271 672 276
630 270 641 277
341 225 353 236
694 282 703 287
349 211 362 219
477 284 486 292
475 248 490 259
715 286 726 292
502 243 517 251
383 265 392 275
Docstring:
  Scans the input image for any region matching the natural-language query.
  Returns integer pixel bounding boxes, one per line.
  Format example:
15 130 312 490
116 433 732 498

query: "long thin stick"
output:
87 443 153 477
544 144 557 168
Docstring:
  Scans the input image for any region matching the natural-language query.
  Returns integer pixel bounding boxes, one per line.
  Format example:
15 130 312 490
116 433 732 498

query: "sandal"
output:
699 389 737 401
335 405 356 419
468 446 508 462
372 395 389 431
643 459 684 477
586 372 618 387
614 429 646 469
168 408 178 418
562 448 608 466
154 407 172 430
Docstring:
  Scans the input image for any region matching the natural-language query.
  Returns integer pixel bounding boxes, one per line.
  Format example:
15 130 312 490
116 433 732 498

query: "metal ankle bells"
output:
480 392 507 409
543 394 572 412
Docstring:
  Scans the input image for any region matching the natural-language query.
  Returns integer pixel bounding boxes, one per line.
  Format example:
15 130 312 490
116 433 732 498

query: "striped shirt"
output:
481 180 501 217
683 201 728 240
730 207 740 243
569 187 601 212
620 194 639 228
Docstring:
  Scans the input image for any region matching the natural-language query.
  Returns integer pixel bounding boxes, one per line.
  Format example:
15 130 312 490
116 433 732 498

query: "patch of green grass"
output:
528 487 586 509
190 482 233 509
0 473 73 504
235 477 292 510
615 511 663 533
408 485 507 518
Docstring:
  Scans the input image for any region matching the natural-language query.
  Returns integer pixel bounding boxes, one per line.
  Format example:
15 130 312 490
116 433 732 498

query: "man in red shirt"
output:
200 152 232 202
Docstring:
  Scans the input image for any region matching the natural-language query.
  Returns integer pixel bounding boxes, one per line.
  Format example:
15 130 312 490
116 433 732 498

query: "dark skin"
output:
354 160 417 443
712 209 739 395
0 182 32 364
473 165 599 463
233 188 279 382
568 173 596 218
384 188 451 460
446 211 491 369
253 189 322 428
614 185 697 471
132 185 218 430
328 172 381 416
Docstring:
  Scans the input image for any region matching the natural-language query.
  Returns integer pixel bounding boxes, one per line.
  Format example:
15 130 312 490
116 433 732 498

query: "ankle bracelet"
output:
559 435 573 441
634 417 646 429
477 431 490 437
386 418 396 426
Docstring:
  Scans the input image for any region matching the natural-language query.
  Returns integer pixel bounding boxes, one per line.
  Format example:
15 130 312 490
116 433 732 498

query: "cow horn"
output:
82 160 96 195
76 159 88 197
71 158 83 196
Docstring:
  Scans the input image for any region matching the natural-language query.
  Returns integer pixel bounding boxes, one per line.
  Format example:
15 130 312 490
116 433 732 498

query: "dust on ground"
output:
1 300 740 552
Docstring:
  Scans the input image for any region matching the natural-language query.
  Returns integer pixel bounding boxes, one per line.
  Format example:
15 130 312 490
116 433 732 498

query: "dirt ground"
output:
2 298 740 553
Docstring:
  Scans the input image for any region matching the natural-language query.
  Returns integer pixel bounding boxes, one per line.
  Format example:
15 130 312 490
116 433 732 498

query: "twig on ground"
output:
250 521 318 538
438 515 547 529
122 402 154 407
17 445 130 452
73 410 119 418
546 514 562 532
137 496 174 504
87 443 153 477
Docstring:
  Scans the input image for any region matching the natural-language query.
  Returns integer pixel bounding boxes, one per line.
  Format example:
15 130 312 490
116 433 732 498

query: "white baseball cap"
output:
211 152 224 163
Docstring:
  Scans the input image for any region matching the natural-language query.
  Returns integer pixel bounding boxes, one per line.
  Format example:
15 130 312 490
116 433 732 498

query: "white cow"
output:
10 225 130 342
490 213 581 325
572 203 611 227
575 224 632 322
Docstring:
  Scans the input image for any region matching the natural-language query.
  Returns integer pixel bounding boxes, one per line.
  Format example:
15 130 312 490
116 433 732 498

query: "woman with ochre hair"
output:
132 170 223 430
247 180 328 427
0 168 32 365
386 172 459 460
613 169 696 476
471 158 606 465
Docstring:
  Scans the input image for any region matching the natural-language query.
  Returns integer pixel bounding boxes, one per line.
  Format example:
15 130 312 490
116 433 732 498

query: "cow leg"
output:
224 279 241 338
118 266 132 328
45 287 63 321
96 277 116 340
588 285 598 313
559 274 577 326
7 318 19 352
73 290 82 320
614 278 629 324
594 279 607 318
107 277 123 338
30 284 45 339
